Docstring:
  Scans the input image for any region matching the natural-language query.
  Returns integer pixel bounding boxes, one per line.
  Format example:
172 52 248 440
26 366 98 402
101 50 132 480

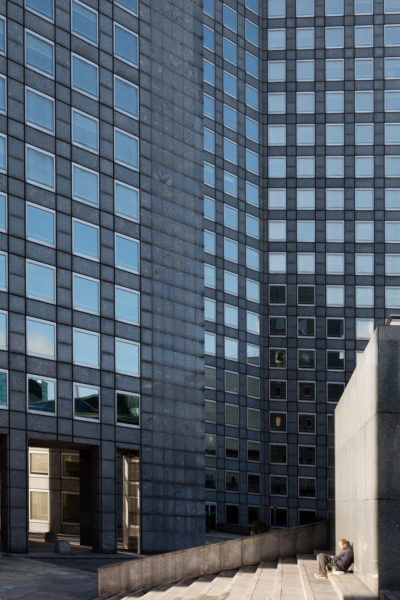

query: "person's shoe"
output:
314 573 328 579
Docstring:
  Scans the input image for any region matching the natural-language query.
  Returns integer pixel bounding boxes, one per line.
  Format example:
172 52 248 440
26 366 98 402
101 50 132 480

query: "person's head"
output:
338 539 350 550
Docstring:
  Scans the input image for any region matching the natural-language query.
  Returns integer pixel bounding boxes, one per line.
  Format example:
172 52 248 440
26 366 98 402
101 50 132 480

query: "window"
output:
26 318 56 359
30 452 49 475
269 189 286 209
203 25 214 51
25 30 54 77
326 253 344 274
204 94 215 118
204 162 215 186
299 478 316 498
204 128 215 153
205 366 216 389
297 221 315 242
0 311 6 349
326 91 344 113
224 138 237 163
269 221 286 241
271 507 287 528
297 60 314 81
223 38 237 65
72 164 98 207
73 273 99 314
387 253 400 275
297 157 315 177
355 253 374 274
203 59 215 86
270 316 286 336
72 109 98 153
355 189 374 210
0 254 5 291
385 91 400 112
326 285 344 306
25 88 54 133
356 124 374 145
73 329 99 368
268 157 286 178
27 375 56 414
225 371 238 394
297 125 315 146
271 476 287 496
224 72 237 98
245 52 259 78
355 26 373 47
204 197 215 221
25 146 54 190
204 298 216 321
355 58 374 79
114 23 138 66
386 25 400 46
115 338 140 376
203 0 214 16
297 92 315 113
245 20 258 46
297 189 315 209
114 128 139 169
224 271 238 295
386 287 400 308
270 349 287 368
73 219 99 260
356 318 374 340
327 350 345 370
268 124 286 146
386 222 400 243
270 412 286 431
299 446 315 466
299 413 315 433
205 400 216 423
269 93 286 114
0 75 5 115
74 383 99 420
115 0 138 15
268 29 286 50
246 247 260 270
298 349 315 370
268 61 286 82
355 221 374 242
246 214 259 239
26 260 55 303
297 28 314 49
115 233 139 273
355 91 374 112
225 437 239 458
299 382 315 402
246 279 260 303
270 445 286 464
224 105 237 131
247 343 260 366
248 474 260 494
355 0 372 13
326 124 344 145
326 157 344 178
385 58 400 79
356 286 374 307
72 0 98 45
225 472 238 491
223 5 237 31
205 332 216 355
326 221 344 242
26 203 55 246
268 0 285 16
246 0 258 13
72 54 98 98
269 253 286 273
224 172 238 196
205 469 216 490
270 380 286 400
326 27 344 48
385 123 400 145
30 491 49 521
270 285 286 305
298 317 315 337
386 157 400 177
205 434 216 455
225 337 238 361
386 0 400 11
246 149 259 175
224 205 238 229
326 59 344 80
326 0 343 14
26 0 54 20
326 189 344 210
298 285 314 305
297 0 314 16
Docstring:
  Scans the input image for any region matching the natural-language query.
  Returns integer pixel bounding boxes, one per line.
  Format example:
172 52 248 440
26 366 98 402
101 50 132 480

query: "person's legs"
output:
317 553 331 575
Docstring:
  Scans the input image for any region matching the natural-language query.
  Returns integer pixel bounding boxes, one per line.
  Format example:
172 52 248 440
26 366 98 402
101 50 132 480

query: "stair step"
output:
250 562 277 600
197 569 239 600
328 570 376 600
297 554 338 600
273 558 302 600
224 566 259 600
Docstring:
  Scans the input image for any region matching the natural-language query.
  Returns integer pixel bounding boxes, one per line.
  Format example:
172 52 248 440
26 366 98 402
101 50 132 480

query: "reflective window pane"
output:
115 181 139 221
74 384 99 420
72 164 99 206
115 338 140 375
0 312 7 349
115 234 139 272
117 391 139 426
26 0 54 19
72 54 98 98
26 261 55 303
73 274 99 313
26 88 54 133
114 23 138 66
28 376 56 414
73 330 99 368
27 318 56 358
72 0 97 44
26 204 55 246
114 129 139 169
26 146 54 189
25 31 54 77
72 110 98 152
115 286 139 324
73 220 99 260
114 76 138 118
115 0 137 14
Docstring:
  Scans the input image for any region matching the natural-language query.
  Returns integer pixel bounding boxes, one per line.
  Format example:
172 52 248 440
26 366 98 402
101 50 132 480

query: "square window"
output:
72 164 99 206
297 92 315 113
73 219 99 261
355 0 373 13
27 318 56 359
268 0 285 17
269 93 286 114
26 145 54 190
115 233 139 273
270 316 286 336
26 203 55 247
72 0 98 45
223 38 237 65
115 338 140 376
298 317 315 337
116 391 139 426
299 446 315 466
298 285 314 305
270 444 286 464
114 75 139 119
114 23 138 66
72 54 98 98
73 329 99 368
327 350 345 370
25 88 54 133
268 61 286 82
356 124 374 146
270 412 287 431
385 58 400 79
356 253 374 274
26 0 54 20
74 383 99 420
225 337 238 361
114 128 139 169
28 375 56 414
355 25 373 47
72 109 98 153
270 380 287 400
26 260 55 303
326 0 343 14
355 58 374 79
355 91 374 112
355 221 374 242
223 5 237 31
297 0 314 16
326 26 344 48
326 91 344 113
328 382 344 403
299 413 315 433
356 286 374 307
297 125 315 146
297 28 314 49
115 0 137 15
326 221 344 242
326 59 344 80
115 286 139 325
299 478 316 498
270 349 287 368
25 30 54 77
298 381 315 402
326 124 344 145
297 221 315 242
297 60 314 81
385 123 400 145
298 349 315 370
327 318 344 338
73 273 99 314
224 72 237 98
326 285 344 306
356 318 374 340
271 476 287 496
326 189 344 210
268 29 286 50
385 91 400 112
326 253 344 274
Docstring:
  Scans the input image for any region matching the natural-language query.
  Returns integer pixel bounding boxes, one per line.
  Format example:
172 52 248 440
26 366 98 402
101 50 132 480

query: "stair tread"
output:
250 562 277 600
273 558 303 600
224 566 259 600
297 554 339 600
328 569 376 599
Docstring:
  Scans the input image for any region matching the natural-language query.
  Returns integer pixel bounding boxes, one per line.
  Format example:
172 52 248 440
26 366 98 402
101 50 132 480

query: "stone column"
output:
1 432 28 552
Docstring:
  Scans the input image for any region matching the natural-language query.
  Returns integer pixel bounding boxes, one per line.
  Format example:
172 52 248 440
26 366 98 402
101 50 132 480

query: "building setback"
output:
0 0 400 555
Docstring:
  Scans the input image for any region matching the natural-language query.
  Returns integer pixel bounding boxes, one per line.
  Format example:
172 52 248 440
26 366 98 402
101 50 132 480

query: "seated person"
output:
314 539 354 579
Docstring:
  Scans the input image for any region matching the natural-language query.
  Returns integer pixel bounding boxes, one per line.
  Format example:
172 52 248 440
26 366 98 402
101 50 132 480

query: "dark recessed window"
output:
270 380 286 400
270 412 286 431
269 285 286 304
248 506 260 525
299 413 315 433
299 478 316 497
298 349 315 369
270 349 287 368
271 507 287 527
225 471 239 491
327 382 344 402
299 446 316 465
327 318 344 338
327 350 345 370
271 476 287 496
226 504 239 524
270 316 286 336
205 469 216 489
299 510 316 525
298 285 314 304
270 444 287 463
298 317 315 337
248 473 260 494
298 382 315 402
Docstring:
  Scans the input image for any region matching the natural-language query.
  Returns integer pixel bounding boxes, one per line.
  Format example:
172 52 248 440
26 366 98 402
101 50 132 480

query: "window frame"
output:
71 52 99 99
115 389 140 428
27 373 57 416
73 381 100 422
26 316 56 360
25 86 55 134
73 328 100 369
71 0 98 46
72 217 100 262
26 259 56 304
25 29 54 78
72 272 100 315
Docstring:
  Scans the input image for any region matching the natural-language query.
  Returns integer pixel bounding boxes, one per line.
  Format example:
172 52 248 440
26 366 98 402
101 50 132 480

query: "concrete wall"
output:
97 521 328 598
335 325 400 595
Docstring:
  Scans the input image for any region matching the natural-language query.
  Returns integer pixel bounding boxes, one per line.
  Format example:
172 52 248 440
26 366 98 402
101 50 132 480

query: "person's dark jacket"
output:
333 546 354 572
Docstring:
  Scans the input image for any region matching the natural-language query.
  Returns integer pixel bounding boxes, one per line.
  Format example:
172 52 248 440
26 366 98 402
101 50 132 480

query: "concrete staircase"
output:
107 555 377 600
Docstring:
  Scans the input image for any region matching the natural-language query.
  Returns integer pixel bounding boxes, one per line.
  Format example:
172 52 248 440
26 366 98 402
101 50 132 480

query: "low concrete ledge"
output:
98 521 328 598
328 570 377 600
